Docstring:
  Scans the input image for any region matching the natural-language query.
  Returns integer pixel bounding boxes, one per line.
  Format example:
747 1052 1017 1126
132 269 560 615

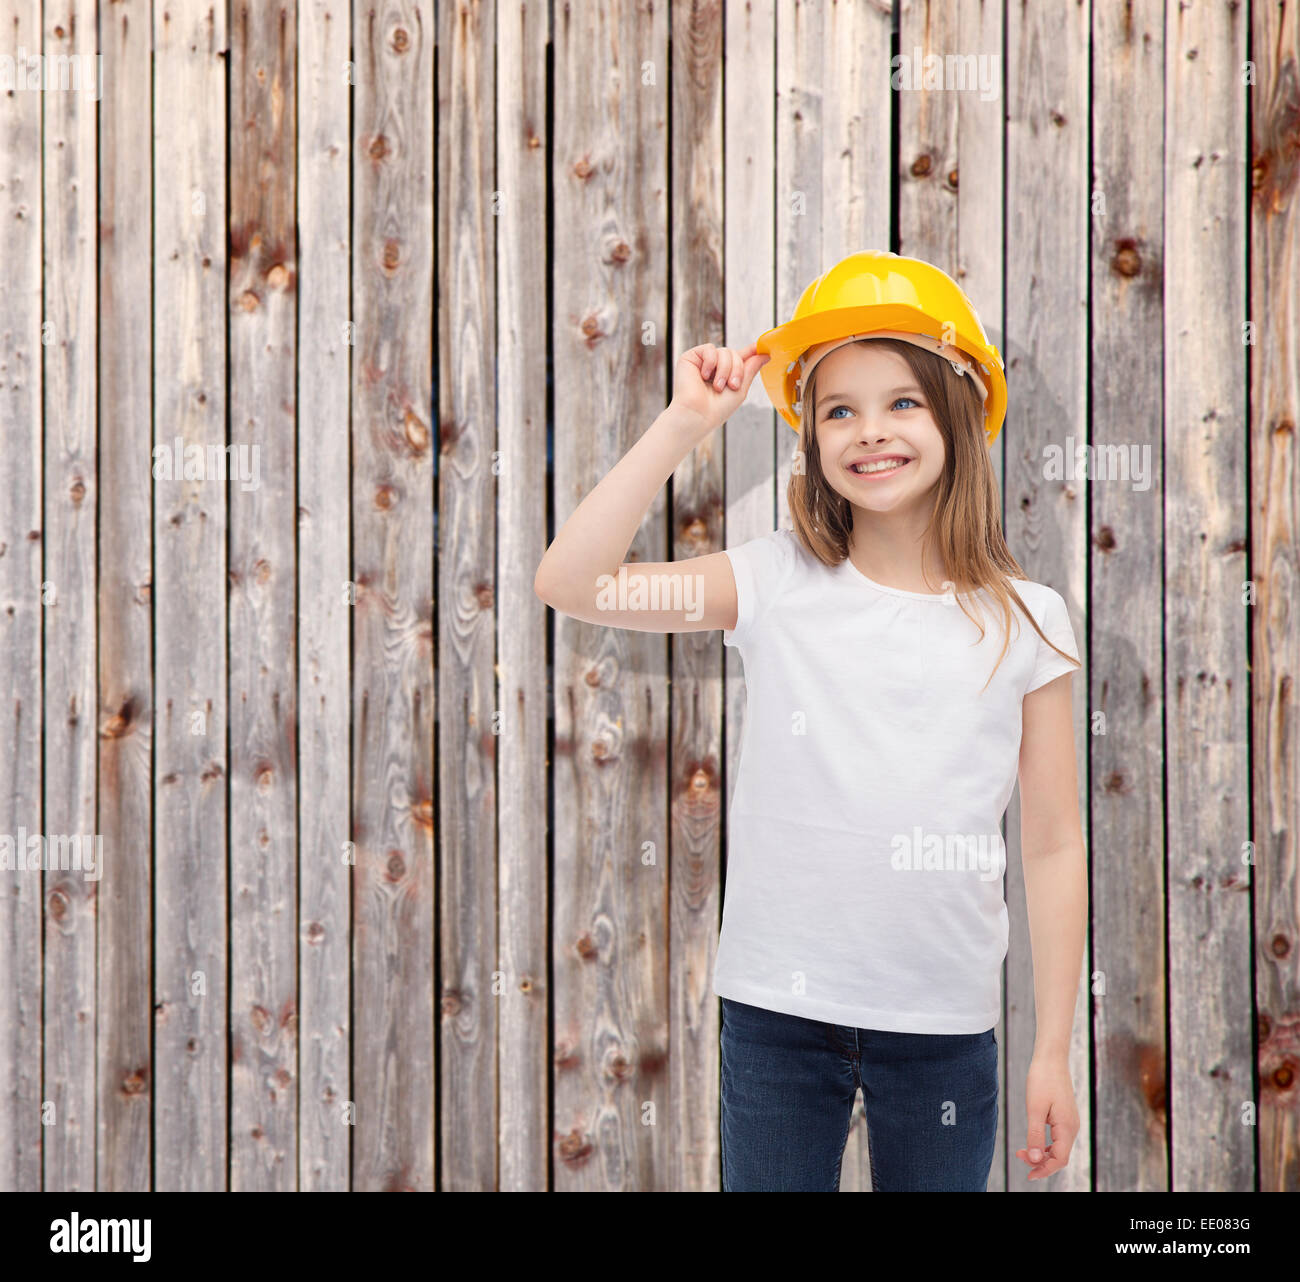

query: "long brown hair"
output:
787 336 1080 691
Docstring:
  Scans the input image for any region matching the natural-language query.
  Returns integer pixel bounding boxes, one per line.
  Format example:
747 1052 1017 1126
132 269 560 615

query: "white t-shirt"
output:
717 526 1080 1033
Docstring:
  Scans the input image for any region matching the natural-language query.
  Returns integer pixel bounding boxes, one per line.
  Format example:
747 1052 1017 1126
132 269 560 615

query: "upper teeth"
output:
852 459 905 474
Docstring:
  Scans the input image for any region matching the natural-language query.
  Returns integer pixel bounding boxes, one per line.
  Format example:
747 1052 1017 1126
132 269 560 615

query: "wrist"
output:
657 401 715 442
1030 1040 1071 1064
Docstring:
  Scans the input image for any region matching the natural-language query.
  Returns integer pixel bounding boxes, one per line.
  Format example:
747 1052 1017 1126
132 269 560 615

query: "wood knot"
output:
403 407 430 453
1111 240 1141 277
385 850 406 881
557 1128 592 1165
910 153 932 177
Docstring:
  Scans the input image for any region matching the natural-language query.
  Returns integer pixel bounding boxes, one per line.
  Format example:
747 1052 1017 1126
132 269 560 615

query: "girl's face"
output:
811 343 945 514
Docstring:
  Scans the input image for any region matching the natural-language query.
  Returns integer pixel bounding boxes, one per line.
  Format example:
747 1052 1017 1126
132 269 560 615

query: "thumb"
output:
739 348 770 390
1025 1110 1048 1163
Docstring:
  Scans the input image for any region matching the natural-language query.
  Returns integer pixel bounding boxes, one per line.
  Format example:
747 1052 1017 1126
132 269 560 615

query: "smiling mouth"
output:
848 458 911 477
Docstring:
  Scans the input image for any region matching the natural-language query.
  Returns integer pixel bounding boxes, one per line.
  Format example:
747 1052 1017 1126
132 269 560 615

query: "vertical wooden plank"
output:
552 0 669 1191
773 0 892 1193
1252 0 1300 1196
98 0 155 1193
297 0 353 1192
0 0 44 1195
897 0 1006 1189
1165 0 1252 1192
153 0 230 1191
1091 0 1168 1191
229 0 299 1191
496 0 550 1191
721 2 776 1093
1003 0 1091 1194
42 0 98 1194
667 0 724 1194
436 0 497 1191
351 0 435 1192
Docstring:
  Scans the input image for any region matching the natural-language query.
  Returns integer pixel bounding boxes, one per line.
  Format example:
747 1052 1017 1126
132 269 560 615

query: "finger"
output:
1047 1126 1076 1164
697 342 718 381
714 348 734 389
1027 1150 1069 1181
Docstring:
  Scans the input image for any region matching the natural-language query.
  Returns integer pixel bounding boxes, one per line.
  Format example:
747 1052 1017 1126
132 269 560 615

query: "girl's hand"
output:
1016 1053 1080 1181
671 342 770 436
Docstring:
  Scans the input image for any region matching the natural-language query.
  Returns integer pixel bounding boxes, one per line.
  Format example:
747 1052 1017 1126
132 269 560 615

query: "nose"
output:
857 422 892 444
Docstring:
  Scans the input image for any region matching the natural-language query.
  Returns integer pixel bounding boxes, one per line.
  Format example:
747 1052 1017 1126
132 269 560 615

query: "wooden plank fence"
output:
0 0 1295 1192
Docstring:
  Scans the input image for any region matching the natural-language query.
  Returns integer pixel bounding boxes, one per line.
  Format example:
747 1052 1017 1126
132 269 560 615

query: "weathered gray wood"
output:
721 0 776 826
1090 0 1168 1192
436 0 497 1192
774 0 892 1192
667 0 725 1195
97 0 154 1194
1165 0 1252 1191
0 0 44 1197
229 0 299 1191
721 0 777 1190
296 0 352 1193
1004 0 1091 1195
898 0 1007 1190
351 0 436 1192
495 0 550 1192
1251 0 1300 1195
552 0 669 1191
152 0 230 1191
39 0 97 1193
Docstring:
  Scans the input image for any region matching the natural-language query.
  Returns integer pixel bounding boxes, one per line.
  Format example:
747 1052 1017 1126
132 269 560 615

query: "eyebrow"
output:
817 385 924 408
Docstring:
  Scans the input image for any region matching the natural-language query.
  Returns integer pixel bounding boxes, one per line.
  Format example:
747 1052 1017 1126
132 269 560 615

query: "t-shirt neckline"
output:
840 556 957 602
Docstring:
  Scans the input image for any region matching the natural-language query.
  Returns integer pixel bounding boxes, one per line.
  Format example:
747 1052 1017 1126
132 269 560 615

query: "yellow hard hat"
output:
754 250 1007 446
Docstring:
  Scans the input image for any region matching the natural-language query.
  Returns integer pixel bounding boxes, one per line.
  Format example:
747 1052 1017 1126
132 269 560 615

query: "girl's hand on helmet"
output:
671 343 770 436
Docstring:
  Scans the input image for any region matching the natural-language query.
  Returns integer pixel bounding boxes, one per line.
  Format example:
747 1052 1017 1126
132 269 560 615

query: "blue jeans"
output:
720 997 999 1191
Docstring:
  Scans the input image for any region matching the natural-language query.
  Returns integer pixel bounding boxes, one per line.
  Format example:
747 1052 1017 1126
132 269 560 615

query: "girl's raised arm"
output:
534 343 768 634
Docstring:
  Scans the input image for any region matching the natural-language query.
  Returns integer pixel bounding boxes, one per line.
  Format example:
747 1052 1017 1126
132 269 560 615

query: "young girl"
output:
534 251 1086 1192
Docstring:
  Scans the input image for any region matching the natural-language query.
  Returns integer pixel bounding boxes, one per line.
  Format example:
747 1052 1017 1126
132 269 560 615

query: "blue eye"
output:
826 397 920 419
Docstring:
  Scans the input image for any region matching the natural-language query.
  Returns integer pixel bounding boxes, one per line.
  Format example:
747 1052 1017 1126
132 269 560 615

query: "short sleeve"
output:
1025 587 1080 693
722 527 799 649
